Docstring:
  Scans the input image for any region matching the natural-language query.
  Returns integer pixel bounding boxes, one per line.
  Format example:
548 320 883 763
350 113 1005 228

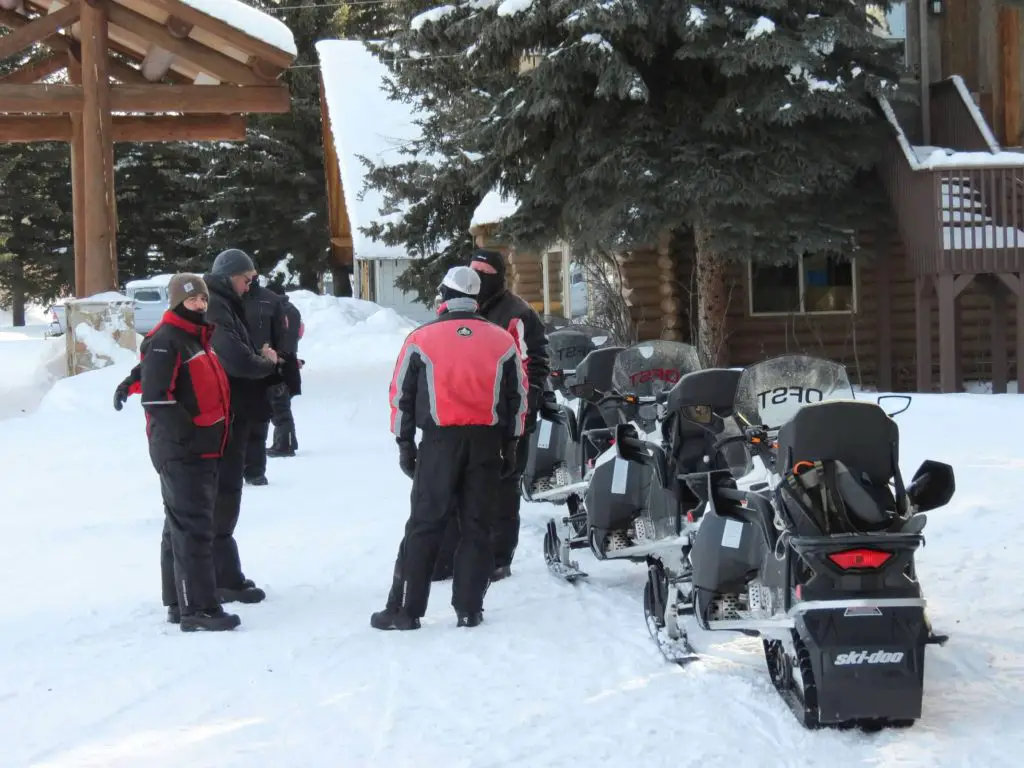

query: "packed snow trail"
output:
1 295 1022 767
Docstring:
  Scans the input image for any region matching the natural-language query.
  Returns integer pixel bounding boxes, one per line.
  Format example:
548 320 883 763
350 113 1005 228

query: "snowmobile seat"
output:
777 401 903 531
661 369 744 503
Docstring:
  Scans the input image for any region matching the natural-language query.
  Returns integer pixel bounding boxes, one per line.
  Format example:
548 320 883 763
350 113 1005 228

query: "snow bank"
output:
177 0 297 57
285 291 414 377
471 189 520 227
0 333 66 419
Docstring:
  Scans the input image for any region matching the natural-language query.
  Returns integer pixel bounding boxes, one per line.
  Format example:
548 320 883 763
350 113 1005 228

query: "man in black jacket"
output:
242 279 288 484
203 248 279 604
264 283 303 457
431 249 551 583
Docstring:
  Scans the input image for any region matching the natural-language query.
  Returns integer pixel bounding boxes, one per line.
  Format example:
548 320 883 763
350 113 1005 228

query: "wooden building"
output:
0 0 297 297
477 3 1024 394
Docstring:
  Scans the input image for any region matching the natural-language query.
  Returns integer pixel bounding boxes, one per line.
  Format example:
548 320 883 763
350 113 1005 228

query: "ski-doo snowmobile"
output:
542 340 702 581
623 354 956 729
521 327 620 504
610 367 752 663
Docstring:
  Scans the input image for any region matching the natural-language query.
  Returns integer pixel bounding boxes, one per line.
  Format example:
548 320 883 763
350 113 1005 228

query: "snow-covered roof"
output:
316 39 423 261
177 0 297 57
471 189 520 229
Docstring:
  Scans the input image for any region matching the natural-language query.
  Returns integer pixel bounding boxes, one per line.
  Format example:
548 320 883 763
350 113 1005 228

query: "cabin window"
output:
748 256 856 315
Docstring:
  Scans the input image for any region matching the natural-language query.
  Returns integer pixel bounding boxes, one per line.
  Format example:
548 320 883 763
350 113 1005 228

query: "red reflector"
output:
686 510 694 523
827 549 892 570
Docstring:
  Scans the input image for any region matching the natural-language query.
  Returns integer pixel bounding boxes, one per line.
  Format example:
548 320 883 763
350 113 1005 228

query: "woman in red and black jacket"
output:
134 274 241 633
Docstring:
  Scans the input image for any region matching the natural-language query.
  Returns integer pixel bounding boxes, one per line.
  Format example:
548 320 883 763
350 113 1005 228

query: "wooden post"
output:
998 5 1021 146
67 50 87 298
915 276 933 392
936 274 958 392
991 281 1008 393
874 229 893 392
80 0 118 296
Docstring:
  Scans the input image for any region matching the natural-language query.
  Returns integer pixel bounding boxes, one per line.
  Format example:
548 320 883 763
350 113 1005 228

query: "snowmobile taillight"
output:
827 549 892 570
686 509 695 523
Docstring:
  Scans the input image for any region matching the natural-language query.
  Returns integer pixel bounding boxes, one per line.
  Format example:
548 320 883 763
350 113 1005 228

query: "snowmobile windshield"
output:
733 355 854 430
568 324 620 348
611 341 702 399
543 315 571 334
548 329 596 374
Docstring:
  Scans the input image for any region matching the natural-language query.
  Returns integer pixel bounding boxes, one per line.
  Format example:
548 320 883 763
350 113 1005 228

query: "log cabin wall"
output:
508 250 565 315
615 245 669 341
666 220 1020 391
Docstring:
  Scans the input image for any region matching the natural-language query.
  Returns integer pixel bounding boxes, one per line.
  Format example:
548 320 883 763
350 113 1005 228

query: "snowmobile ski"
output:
543 519 588 582
647 619 699 665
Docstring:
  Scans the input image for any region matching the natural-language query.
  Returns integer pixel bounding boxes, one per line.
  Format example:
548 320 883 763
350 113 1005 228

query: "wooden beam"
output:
68 48 86 298
105 1 265 86
0 52 64 83
331 235 354 248
0 82 81 111
109 83 291 113
80 0 118 295
150 0 294 70
999 5 1022 145
113 114 246 141
164 15 192 40
0 113 247 141
0 1 80 61
0 82 290 113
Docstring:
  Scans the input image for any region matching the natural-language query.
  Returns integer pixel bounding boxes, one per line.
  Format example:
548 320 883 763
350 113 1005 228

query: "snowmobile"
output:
521 326 621 504
606 367 753 663
542 340 702 582
621 354 956 729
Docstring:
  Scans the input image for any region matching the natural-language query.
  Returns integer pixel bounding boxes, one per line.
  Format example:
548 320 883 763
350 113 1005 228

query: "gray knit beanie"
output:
211 248 256 277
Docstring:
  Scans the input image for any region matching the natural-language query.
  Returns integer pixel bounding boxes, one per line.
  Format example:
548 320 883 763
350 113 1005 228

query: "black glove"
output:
398 441 417 479
501 439 519 479
538 390 563 422
113 379 130 411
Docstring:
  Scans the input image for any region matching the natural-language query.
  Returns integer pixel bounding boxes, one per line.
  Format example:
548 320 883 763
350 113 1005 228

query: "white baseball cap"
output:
440 265 481 296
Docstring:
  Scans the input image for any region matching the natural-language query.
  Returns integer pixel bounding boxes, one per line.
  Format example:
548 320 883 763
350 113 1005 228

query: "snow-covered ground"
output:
1 293 1022 766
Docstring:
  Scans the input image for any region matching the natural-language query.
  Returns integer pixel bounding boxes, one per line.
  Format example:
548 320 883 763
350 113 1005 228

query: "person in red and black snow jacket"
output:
370 266 528 631
431 249 551 584
132 274 241 632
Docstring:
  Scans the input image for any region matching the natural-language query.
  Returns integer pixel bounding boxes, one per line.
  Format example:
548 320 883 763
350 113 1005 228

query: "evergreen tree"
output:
338 0 403 39
188 1 344 292
399 0 905 362
0 41 74 324
357 1 509 304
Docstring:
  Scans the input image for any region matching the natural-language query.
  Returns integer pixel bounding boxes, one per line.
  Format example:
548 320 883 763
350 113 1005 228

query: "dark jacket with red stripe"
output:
389 298 529 444
132 309 232 470
479 290 551 431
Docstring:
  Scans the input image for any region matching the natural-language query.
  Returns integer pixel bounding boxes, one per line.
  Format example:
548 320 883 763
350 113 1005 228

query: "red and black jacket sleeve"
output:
388 332 422 445
139 333 193 435
501 344 529 440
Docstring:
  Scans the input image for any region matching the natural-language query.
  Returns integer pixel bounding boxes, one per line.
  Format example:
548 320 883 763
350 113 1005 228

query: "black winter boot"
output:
491 566 512 582
180 607 241 632
456 611 484 628
245 475 268 486
217 579 266 604
370 608 420 631
167 605 181 624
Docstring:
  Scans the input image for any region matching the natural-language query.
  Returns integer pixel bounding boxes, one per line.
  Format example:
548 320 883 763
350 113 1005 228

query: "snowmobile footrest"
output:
926 631 949 646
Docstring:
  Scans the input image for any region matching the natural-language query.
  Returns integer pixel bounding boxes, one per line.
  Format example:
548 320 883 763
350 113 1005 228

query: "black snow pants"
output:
244 417 270 480
159 459 220 614
386 426 503 619
269 382 297 452
215 413 252 589
432 433 528 579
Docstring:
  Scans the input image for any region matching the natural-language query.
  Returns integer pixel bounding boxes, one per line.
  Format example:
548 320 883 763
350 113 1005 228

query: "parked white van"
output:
125 274 173 334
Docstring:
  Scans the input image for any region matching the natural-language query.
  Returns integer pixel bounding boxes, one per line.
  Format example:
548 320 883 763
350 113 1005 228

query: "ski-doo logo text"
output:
833 650 905 666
